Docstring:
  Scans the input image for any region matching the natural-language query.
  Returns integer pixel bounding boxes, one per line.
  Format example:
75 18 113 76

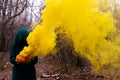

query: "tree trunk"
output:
0 32 5 52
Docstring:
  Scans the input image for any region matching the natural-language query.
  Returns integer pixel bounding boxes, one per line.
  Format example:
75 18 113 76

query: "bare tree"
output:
0 0 29 52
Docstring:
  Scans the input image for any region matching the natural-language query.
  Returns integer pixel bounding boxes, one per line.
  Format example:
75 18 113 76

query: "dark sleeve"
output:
10 29 19 65
10 43 18 65
10 33 21 65
10 38 38 66
28 56 38 66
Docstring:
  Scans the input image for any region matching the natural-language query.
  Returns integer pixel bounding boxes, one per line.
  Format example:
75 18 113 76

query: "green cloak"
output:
10 28 38 80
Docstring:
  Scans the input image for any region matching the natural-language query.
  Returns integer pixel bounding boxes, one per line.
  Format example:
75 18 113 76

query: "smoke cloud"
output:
18 0 120 71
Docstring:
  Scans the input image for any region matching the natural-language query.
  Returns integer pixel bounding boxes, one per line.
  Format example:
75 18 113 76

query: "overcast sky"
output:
29 0 44 21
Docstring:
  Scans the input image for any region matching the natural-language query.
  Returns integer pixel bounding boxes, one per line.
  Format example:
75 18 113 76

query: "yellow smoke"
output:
17 0 120 71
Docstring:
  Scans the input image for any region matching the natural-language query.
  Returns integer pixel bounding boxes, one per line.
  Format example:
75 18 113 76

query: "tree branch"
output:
4 0 27 26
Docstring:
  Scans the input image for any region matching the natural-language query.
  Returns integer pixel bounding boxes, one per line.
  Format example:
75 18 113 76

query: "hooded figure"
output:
10 28 38 80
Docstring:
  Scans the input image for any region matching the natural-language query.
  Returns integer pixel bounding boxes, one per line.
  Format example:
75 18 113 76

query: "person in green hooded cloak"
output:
10 27 38 80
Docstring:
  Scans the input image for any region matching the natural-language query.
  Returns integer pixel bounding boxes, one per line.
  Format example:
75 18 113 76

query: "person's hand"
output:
16 54 32 64
16 54 25 64
24 55 32 64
